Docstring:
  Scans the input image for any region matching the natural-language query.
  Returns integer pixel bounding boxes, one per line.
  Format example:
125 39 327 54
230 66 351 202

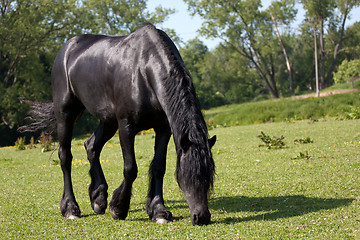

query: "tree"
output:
326 0 360 86
83 0 174 35
0 0 175 146
197 45 266 107
301 0 360 89
0 0 82 129
185 0 297 98
180 39 227 108
0 0 79 88
342 22 360 59
180 38 209 85
268 0 297 94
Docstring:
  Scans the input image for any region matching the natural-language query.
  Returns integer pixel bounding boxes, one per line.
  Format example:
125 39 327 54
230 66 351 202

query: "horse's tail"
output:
17 100 56 135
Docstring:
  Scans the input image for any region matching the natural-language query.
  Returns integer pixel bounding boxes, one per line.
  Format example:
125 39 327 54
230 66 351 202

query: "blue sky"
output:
147 0 360 50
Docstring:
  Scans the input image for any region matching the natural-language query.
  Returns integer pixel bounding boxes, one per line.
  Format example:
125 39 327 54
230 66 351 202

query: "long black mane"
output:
152 25 215 194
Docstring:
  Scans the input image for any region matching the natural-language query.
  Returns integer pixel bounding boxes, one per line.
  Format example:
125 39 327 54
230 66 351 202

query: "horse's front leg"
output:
109 121 138 220
146 129 173 224
85 121 117 214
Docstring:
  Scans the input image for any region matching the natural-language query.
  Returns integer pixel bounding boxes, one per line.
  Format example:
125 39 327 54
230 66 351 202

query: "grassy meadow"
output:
1 117 359 239
205 91 360 127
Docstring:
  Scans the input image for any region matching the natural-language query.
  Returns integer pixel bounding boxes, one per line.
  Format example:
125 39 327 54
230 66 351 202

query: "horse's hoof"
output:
155 218 171 224
89 185 108 214
65 214 80 220
110 208 117 219
60 198 81 219
92 202 106 214
109 207 127 220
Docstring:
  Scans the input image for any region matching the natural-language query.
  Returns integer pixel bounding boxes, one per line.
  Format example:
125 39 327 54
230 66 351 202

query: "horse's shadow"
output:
83 195 353 224
208 195 354 224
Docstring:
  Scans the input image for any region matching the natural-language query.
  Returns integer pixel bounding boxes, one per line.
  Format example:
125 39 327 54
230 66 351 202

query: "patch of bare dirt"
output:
294 89 360 99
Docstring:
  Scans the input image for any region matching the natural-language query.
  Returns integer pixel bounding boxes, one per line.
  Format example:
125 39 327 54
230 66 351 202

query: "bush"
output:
39 132 53 152
294 136 314 144
337 107 360 120
15 137 26 151
334 59 360 88
28 136 35 149
257 131 286 149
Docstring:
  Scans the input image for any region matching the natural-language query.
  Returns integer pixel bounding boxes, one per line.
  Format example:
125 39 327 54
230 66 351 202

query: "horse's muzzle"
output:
191 208 211 226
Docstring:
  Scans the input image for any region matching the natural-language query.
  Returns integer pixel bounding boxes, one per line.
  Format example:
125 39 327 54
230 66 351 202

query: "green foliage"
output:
333 59 360 87
39 132 53 152
180 39 228 108
185 0 300 98
180 38 209 84
28 136 35 150
268 0 297 24
14 137 26 151
205 92 360 127
300 0 360 88
257 131 286 149
181 42 266 109
83 0 175 35
185 0 360 96
0 84 29 129
337 107 360 120
0 0 80 86
73 111 100 137
343 22 360 59
302 0 335 19
292 151 311 160
0 0 175 146
294 136 314 144
325 78 360 90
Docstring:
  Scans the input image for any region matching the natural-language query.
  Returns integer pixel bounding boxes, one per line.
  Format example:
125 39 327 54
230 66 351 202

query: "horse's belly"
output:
87 104 116 122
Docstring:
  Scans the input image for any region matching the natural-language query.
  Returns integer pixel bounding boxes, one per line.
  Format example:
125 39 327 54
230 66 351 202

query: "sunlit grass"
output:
205 92 360 127
0 119 359 238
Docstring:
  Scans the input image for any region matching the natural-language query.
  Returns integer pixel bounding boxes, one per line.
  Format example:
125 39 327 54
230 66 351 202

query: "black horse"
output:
20 23 216 225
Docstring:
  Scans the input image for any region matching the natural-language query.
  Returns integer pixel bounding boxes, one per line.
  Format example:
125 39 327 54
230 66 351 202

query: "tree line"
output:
181 0 360 107
1 0 359 146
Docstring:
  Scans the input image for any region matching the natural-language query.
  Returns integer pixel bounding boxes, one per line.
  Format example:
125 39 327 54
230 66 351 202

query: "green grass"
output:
205 91 360 127
1 118 359 238
325 78 360 90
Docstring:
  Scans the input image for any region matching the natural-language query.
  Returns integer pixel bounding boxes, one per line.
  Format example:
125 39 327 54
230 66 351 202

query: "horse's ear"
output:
208 135 216 148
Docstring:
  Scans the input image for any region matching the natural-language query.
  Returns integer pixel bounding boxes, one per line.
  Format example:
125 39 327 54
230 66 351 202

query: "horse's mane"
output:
141 23 215 194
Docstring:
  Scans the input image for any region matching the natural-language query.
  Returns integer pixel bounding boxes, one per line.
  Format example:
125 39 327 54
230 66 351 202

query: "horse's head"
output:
177 135 216 225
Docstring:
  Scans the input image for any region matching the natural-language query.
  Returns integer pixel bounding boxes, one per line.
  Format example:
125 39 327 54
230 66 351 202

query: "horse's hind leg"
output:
146 128 172 224
109 120 138 220
84 121 117 214
55 99 84 219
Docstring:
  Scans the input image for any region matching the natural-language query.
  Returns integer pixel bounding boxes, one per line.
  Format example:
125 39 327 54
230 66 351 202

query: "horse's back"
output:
51 24 170 127
51 35 120 121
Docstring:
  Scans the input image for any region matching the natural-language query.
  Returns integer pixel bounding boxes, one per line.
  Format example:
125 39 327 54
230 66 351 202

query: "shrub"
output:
15 137 26 151
257 131 286 149
27 136 35 149
338 107 360 120
333 59 360 88
292 151 311 160
39 132 53 152
294 136 314 144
